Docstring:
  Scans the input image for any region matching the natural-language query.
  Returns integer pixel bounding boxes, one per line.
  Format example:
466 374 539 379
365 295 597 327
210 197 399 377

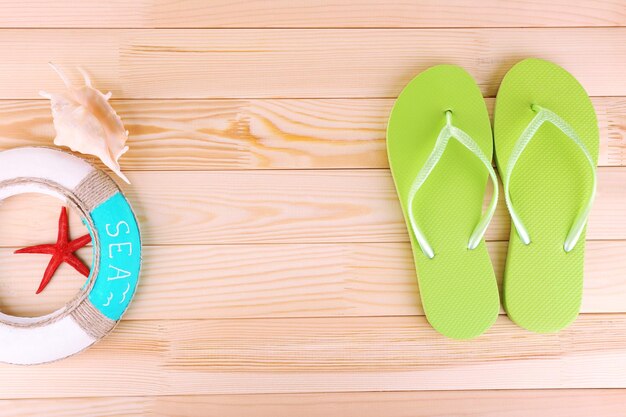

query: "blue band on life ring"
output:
87 192 141 321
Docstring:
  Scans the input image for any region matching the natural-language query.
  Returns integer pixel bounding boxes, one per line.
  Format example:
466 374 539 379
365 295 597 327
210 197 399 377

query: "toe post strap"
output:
503 104 597 252
407 111 498 259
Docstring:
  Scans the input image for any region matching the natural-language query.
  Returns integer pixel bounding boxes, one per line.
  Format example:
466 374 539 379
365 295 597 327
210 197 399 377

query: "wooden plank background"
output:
0 1 625 415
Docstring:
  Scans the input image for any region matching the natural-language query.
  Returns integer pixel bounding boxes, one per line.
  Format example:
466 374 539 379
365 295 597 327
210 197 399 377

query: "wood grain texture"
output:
0 168 623 246
1 1 625 28
0 97 623 170
0 28 625 99
2 240 625 319
0 3 624 412
2 315 626 397
1 389 624 417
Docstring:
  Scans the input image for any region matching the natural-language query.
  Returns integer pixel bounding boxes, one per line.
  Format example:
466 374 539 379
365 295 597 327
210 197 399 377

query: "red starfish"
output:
15 207 91 294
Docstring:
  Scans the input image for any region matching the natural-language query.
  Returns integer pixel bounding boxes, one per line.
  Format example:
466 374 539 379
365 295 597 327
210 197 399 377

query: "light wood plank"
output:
0 4 623 407
0 97 623 170
2 240 625 319
0 29 625 98
0 168 623 246
2 315 626 397
0 389 624 417
1 1 625 28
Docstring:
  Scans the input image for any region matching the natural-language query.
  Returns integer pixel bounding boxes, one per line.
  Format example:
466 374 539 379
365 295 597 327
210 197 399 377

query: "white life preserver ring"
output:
0 147 141 365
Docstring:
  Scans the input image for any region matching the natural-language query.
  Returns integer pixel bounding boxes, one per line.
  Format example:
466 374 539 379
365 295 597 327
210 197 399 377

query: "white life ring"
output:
0 147 141 365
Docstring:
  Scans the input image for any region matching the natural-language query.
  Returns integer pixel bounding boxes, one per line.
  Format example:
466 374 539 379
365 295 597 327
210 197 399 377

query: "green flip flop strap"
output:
503 104 597 252
407 111 499 259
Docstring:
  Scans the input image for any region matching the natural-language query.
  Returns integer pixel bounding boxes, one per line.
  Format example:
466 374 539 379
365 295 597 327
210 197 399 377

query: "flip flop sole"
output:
495 59 599 333
387 65 500 339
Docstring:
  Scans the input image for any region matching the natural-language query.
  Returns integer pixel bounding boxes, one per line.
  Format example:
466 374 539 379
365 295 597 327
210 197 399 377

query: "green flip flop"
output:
387 65 500 339
494 58 599 333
